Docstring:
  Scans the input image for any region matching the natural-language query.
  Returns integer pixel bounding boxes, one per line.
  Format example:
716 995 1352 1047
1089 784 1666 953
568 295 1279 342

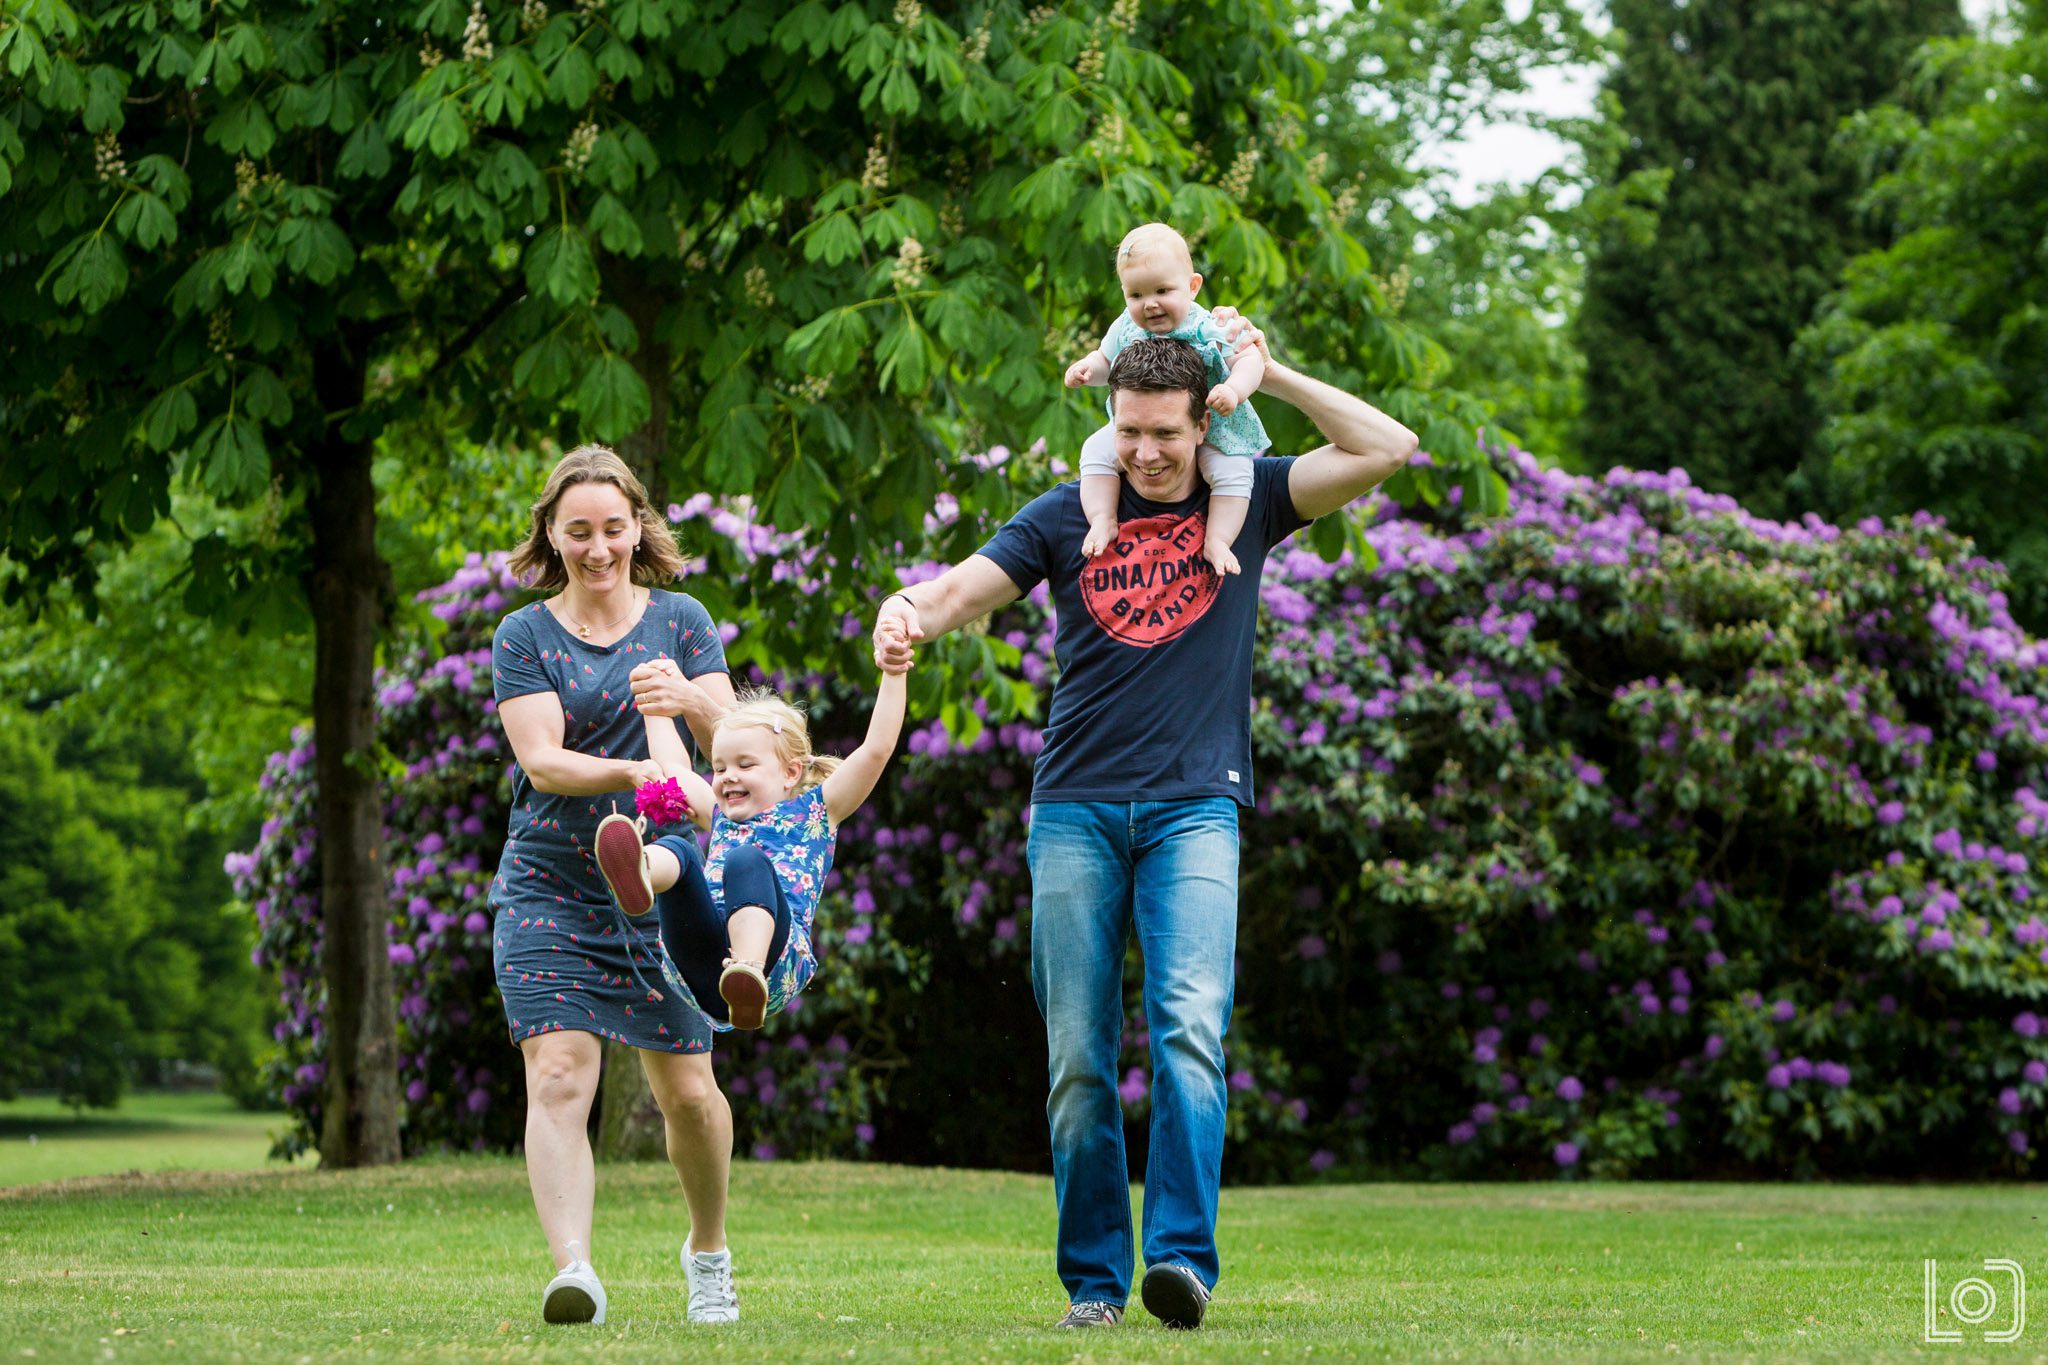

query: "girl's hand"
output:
1207 383 1240 416
628 658 695 717
1064 358 1094 388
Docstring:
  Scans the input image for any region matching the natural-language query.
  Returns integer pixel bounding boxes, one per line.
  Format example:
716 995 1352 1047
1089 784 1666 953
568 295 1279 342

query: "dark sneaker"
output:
595 814 654 917
1141 1262 1211 1330
719 958 769 1030
1055 1301 1123 1329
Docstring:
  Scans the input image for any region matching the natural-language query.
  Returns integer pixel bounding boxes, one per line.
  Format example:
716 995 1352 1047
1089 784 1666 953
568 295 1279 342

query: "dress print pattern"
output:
488 590 726 1051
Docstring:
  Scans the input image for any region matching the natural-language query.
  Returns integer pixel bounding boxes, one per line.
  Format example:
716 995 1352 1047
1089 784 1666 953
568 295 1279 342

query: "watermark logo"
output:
1925 1259 2026 1343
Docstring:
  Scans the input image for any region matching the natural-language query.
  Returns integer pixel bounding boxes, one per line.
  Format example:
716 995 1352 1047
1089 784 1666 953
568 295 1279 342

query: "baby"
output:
1064 222 1268 575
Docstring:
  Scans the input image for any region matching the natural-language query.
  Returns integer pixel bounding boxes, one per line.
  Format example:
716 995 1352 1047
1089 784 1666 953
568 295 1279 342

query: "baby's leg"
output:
650 835 730 1023
1078 423 1122 558
715 846 794 1030
1199 446 1256 576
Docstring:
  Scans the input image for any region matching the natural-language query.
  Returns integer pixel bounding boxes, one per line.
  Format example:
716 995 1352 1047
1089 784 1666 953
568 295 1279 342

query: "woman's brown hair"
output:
506 444 687 590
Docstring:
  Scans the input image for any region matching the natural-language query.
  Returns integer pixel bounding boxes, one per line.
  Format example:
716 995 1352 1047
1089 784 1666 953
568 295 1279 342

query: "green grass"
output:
0 1091 292 1187
2 1158 2039 1361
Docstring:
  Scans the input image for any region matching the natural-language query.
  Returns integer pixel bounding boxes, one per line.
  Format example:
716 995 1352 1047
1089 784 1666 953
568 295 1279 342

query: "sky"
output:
1421 0 2010 205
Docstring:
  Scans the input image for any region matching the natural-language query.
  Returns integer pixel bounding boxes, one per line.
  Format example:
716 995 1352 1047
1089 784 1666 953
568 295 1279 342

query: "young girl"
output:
593 665 906 1030
1064 221 1269 576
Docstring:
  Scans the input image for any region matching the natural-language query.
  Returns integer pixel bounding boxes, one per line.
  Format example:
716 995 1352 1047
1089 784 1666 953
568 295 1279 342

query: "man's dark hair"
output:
1107 338 1209 427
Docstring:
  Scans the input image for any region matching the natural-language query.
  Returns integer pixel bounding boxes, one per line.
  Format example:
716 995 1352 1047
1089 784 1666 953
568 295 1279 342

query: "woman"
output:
489 445 740 1325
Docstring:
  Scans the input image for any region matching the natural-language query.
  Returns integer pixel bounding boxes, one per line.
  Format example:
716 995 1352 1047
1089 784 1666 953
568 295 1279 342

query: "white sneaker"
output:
682 1242 739 1323
542 1259 607 1325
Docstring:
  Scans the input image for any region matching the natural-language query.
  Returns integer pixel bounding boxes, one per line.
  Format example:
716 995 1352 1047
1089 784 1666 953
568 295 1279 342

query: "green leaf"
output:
549 46 597 107
586 193 644 255
241 367 293 425
208 97 277 158
795 211 862 266
45 233 128 313
191 414 270 498
784 305 871 374
525 225 598 307
139 386 199 453
337 120 392 180
113 192 177 251
513 333 577 397
576 354 651 441
83 65 128 134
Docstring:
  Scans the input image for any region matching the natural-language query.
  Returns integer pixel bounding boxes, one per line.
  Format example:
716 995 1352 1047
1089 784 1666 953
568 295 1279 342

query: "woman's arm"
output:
498 692 665 796
821 670 908 825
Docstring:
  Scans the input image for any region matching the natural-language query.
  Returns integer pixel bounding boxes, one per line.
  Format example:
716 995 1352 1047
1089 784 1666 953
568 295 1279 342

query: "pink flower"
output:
635 777 691 826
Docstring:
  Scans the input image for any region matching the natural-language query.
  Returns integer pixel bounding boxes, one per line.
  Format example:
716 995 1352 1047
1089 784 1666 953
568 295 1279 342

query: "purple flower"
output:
1471 1102 1498 1126
855 1123 876 1144
1772 999 1796 1022
2000 1088 2024 1116
1553 1142 1580 1167
1766 1065 1791 1090
1447 1121 1478 1145
2010 1130 2031 1155
2017 1012 2043 1039
1876 801 1905 826
2025 1061 2047 1086
1704 1034 1725 1059
1229 1070 1254 1092
1557 1076 1584 1103
1118 1068 1149 1106
1310 1149 1337 1173
1298 934 1328 960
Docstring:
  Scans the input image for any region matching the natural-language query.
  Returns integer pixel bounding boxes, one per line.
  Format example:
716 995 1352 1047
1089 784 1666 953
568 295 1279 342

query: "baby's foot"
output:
719 958 769 1030
1081 518 1119 560
1202 536 1241 577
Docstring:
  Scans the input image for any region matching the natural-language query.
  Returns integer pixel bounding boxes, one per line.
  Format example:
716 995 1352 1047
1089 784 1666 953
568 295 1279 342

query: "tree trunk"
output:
595 1041 667 1161
605 259 674 506
308 339 402 1168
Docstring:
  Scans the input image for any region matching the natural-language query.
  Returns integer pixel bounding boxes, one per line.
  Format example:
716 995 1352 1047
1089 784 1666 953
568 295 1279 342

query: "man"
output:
871 318 1416 1329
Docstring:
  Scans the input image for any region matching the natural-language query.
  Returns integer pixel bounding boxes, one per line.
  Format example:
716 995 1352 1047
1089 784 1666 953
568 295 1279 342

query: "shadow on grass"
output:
0 1112 190 1139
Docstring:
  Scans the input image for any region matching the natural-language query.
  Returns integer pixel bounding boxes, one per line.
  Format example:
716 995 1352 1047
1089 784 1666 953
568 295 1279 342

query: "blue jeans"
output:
1027 797 1240 1307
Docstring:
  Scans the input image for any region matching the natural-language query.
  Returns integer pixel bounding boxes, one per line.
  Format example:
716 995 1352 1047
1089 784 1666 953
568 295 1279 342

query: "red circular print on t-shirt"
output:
1079 511 1221 647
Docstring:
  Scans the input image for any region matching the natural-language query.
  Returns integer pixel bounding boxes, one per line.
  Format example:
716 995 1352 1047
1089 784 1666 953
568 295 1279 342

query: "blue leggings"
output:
652 836 791 1025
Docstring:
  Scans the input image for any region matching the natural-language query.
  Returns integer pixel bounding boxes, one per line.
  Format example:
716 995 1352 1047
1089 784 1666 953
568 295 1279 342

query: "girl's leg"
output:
718 845 792 972
518 1031 604 1269
650 835 732 1023
637 1050 732 1253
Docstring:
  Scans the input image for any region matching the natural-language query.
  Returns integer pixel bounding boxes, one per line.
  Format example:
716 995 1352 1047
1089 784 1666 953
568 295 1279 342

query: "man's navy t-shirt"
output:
977 456 1307 807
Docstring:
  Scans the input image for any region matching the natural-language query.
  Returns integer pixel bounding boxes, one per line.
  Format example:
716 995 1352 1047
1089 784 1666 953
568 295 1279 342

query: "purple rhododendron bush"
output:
230 450 2048 1178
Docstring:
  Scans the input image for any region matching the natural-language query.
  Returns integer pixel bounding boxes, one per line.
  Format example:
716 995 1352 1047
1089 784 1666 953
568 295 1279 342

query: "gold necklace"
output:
560 589 640 640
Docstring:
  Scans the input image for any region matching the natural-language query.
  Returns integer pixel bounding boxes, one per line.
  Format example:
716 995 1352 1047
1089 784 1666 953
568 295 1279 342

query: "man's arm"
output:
1206 307 1419 522
1265 360 1419 522
872 556 1024 672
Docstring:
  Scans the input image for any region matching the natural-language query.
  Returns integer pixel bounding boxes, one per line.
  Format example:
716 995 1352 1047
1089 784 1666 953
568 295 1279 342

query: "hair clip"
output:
771 719 783 735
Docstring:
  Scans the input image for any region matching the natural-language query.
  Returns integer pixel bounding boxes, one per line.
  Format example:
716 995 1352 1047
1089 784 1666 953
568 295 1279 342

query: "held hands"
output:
872 598 922 674
1207 383 1240 417
1207 306 1269 366
628 657 696 717
626 758 668 788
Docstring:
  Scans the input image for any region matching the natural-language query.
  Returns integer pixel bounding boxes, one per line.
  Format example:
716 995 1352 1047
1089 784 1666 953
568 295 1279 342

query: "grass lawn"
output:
1 1157 2037 1361
0 1091 291 1187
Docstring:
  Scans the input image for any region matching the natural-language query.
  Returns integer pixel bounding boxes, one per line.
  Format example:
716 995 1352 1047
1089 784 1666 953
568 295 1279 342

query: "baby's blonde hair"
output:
714 687 842 793
1115 222 1193 274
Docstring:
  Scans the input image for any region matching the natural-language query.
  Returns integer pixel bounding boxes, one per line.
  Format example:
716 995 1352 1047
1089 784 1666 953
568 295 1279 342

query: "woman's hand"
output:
626 758 667 788
629 658 697 717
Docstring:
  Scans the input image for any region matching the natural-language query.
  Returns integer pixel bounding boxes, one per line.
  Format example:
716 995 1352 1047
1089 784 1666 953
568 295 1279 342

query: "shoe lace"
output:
1065 1301 1118 1325
688 1256 736 1317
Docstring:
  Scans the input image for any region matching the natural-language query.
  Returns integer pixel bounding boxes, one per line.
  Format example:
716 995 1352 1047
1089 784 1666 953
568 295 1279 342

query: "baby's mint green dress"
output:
1101 302 1269 457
